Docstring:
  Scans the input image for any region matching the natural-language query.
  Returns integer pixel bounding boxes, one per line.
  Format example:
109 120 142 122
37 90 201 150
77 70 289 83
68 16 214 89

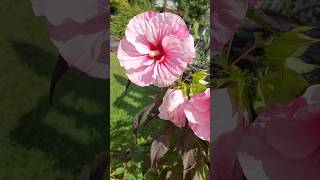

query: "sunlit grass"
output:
0 0 106 179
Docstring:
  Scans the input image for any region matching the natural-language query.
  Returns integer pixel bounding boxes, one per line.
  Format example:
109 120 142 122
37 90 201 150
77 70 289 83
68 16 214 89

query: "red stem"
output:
231 43 256 65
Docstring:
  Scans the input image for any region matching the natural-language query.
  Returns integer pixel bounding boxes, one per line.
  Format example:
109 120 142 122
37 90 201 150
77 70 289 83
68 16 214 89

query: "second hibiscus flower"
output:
158 88 210 142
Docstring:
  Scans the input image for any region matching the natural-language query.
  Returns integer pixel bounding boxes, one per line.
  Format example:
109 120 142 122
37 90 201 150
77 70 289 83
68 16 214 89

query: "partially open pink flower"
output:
211 88 246 180
184 89 210 141
118 12 196 87
158 89 188 127
237 85 320 179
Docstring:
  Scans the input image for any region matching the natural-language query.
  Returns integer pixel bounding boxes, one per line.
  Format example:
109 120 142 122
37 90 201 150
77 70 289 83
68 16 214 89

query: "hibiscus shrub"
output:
212 0 320 179
116 11 210 179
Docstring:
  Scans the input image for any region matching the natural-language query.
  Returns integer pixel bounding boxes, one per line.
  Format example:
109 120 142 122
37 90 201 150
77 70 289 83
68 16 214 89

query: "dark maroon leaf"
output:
182 149 197 179
150 134 171 167
182 127 199 151
76 151 108 180
50 54 70 104
125 79 132 94
89 152 108 180
142 154 151 175
133 102 161 136
165 162 183 180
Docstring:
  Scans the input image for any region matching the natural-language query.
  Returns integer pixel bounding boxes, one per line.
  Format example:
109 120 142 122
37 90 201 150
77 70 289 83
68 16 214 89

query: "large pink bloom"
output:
31 0 108 79
184 89 210 141
158 89 188 128
118 12 196 87
237 85 320 180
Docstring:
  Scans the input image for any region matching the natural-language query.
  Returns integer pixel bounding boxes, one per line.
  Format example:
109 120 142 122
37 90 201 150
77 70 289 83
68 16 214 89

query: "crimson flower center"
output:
148 44 164 61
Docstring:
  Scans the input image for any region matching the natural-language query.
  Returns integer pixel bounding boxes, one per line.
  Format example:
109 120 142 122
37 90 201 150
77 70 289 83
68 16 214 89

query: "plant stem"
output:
231 42 256 65
226 38 233 64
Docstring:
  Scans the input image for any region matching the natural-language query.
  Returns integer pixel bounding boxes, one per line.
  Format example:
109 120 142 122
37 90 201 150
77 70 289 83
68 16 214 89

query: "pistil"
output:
149 50 161 58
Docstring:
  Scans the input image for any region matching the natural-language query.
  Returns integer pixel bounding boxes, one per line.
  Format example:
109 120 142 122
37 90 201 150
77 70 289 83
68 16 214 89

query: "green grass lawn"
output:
110 52 161 178
0 0 107 179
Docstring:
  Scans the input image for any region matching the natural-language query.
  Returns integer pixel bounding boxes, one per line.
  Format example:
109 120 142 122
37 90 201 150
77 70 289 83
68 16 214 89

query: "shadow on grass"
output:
110 73 161 165
112 74 159 116
8 40 108 174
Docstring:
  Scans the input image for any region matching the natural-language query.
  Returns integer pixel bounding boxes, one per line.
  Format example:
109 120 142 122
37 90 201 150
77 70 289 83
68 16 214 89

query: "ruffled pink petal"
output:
188 121 210 141
238 122 320 180
125 12 157 54
118 12 195 87
303 84 320 104
212 121 245 180
257 86 320 159
212 0 250 53
124 63 155 87
238 84 320 179
211 88 246 180
148 12 189 41
184 103 210 125
184 88 210 141
32 0 108 79
188 92 210 113
184 35 197 63
158 89 187 127
265 105 320 159
49 24 108 79
31 0 104 26
117 36 149 69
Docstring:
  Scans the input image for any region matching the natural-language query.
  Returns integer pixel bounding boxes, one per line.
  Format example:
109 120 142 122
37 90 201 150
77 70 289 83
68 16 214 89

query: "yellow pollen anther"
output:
149 50 160 57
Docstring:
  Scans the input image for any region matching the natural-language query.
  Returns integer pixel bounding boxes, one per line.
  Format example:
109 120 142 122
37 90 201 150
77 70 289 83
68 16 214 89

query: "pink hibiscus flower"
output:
184 88 210 141
158 89 188 128
237 84 320 180
31 0 108 79
117 12 196 87
212 0 257 53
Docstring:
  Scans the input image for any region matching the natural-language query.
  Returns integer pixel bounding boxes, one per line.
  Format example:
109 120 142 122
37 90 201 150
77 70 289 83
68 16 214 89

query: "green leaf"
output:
254 32 265 48
255 68 308 111
216 66 251 109
265 26 319 70
180 82 190 97
214 52 228 67
112 167 125 176
189 83 207 97
193 21 200 39
192 71 209 84
285 57 319 74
